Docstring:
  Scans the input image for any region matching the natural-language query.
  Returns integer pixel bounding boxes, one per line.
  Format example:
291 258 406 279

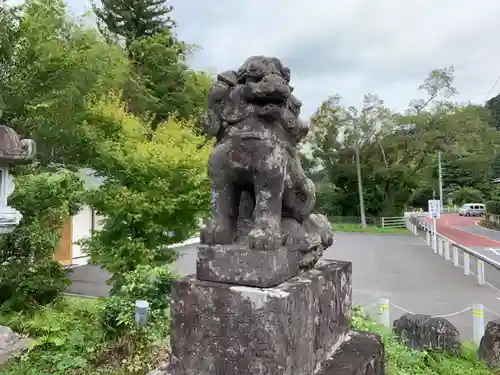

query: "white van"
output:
458 203 485 217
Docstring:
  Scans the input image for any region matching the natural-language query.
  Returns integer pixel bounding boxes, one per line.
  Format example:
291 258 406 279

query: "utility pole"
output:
354 120 367 228
438 151 443 212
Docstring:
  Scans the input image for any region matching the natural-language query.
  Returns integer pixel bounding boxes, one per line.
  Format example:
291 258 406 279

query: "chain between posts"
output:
357 298 500 345
358 299 483 318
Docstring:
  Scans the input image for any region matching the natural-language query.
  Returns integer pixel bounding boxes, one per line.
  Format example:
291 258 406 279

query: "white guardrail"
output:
381 216 406 228
406 216 500 286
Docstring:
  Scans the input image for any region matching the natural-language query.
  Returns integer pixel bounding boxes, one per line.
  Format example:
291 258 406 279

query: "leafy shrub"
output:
407 185 436 209
81 93 211 294
0 298 103 374
486 201 500 215
0 170 84 311
0 297 167 375
450 187 484 207
98 265 176 338
0 260 70 311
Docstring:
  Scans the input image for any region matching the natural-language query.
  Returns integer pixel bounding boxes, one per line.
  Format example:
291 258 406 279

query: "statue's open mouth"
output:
250 96 287 105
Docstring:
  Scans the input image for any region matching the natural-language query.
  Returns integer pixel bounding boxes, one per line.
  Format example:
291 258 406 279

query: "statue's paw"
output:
200 224 233 245
248 226 281 250
282 231 311 250
303 213 334 248
322 230 334 247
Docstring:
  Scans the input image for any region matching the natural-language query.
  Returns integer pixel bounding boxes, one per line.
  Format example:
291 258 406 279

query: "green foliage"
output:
94 0 175 50
450 187 484 206
309 68 500 217
98 265 176 338
93 0 211 125
1 0 212 166
127 31 212 124
0 0 212 372
351 308 495 374
407 186 436 209
0 297 168 375
315 183 349 217
81 93 211 294
0 0 132 166
486 201 500 214
486 93 500 130
0 1 19 78
0 170 84 311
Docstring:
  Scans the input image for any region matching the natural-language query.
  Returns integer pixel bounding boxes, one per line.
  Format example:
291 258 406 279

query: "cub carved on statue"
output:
198 56 333 268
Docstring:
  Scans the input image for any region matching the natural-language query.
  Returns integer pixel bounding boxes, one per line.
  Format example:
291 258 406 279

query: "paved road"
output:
332 232 500 341
421 213 500 290
66 242 198 297
67 231 500 340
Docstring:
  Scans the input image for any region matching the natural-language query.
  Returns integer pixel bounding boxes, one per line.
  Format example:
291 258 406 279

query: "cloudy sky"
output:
63 0 500 117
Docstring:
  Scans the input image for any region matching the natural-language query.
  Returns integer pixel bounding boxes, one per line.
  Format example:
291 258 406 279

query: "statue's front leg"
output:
200 148 240 245
248 142 286 250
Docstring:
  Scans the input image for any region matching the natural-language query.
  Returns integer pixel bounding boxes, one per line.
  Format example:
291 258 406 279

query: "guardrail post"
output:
477 260 485 285
444 240 450 261
378 298 390 329
452 245 459 267
438 238 443 256
381 217 385 228
432 220 438 253
472 304 485 346
426 229 431 246
464 253 470 276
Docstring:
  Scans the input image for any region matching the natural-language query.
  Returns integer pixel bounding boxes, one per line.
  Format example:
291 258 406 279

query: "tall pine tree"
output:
93 0 175 50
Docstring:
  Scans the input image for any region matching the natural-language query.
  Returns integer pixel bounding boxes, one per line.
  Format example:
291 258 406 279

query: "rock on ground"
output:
0 325 33 368
478 318 500 368
393 313 461 354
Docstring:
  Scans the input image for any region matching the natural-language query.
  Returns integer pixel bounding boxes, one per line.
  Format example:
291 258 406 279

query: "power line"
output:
485 74 500 101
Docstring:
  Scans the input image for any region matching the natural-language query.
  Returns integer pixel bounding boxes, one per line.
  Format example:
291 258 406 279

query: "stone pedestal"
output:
156 252 384 375
197 244 301 287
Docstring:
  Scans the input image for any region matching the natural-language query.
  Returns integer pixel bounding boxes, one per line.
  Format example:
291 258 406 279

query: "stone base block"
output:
196 244 302 287
317 331 384 375
168 260 352 375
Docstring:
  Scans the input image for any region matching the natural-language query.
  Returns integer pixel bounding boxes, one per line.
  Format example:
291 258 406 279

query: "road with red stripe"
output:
424 214 500 248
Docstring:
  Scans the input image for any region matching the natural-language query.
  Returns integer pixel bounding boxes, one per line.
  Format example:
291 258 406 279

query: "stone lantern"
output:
0 125 36 234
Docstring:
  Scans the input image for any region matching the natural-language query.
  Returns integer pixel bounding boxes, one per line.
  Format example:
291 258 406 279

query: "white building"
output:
54 168 104 266
53 168 200 267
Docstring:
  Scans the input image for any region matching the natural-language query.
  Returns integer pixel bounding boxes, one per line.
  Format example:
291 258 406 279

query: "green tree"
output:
450 187 484 206
309 67 499 217
127 31 212 124
81 93 211 294
93 0 212 125
0 0 132 166
93 0 175 51
0 170 84 311
309 94 406 217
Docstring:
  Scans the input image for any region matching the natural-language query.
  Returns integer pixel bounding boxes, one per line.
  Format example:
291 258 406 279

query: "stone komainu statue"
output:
198 56 333 268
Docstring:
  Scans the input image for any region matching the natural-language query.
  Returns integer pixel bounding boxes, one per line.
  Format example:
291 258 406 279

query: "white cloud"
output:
62 0 500 116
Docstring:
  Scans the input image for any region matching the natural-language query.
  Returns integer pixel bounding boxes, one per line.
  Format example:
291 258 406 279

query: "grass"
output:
332 223 411 234
0 297 168 375
351 307 496 375
1 297 494 375
477 219 500 231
